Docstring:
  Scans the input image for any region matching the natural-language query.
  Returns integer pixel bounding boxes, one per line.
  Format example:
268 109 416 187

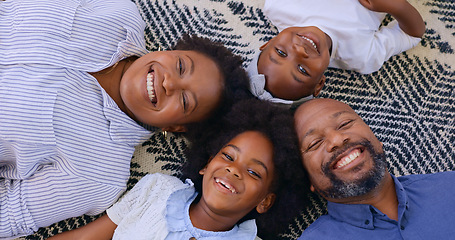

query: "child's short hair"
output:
182 98 310 239
172 34 253 129
246 51 313 108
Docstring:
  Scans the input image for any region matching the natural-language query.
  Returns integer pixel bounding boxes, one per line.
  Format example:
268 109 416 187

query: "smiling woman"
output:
0 0 250 238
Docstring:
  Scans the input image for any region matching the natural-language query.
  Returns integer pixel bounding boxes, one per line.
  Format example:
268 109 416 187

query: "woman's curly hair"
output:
172 34 253 131
181 98 311 239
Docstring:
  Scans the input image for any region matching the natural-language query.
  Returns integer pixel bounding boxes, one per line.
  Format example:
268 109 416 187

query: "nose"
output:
225 165 242 179
325 130 349 152
162 73 177 95
293 43 309 58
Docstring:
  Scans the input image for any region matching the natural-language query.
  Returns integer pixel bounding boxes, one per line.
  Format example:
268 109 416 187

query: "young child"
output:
48 99 309 240
247 0 425 106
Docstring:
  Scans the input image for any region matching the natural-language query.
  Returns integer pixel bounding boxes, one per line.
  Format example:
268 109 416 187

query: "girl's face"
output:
199 131 276 220
120 50 224 130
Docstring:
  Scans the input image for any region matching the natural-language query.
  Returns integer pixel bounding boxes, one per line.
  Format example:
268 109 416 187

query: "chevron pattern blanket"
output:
18 0 454 239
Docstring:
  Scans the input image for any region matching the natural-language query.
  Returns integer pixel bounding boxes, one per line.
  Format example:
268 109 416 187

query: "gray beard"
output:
317 140 387 199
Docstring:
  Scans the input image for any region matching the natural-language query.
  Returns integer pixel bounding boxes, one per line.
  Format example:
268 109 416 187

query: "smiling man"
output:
294 98 455 240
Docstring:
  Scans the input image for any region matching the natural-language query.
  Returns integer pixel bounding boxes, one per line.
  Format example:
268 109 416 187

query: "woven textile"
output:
17 0 454 239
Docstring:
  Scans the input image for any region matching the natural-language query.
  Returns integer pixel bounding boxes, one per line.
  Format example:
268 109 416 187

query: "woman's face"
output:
120 50 224 129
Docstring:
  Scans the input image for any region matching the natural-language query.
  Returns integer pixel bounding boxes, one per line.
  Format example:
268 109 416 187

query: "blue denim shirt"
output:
298 172 455 239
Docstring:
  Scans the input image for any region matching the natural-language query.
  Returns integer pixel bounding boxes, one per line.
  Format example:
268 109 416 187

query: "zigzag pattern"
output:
18 0 454 239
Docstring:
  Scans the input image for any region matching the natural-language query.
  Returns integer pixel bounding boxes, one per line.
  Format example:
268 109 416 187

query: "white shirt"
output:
264 0 421 74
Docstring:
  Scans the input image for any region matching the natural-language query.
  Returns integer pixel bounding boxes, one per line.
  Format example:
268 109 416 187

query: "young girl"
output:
0 0 251 237
48 98 309 240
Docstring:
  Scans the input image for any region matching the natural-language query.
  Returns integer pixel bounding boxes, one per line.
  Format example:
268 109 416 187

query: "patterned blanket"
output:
19 0 454 239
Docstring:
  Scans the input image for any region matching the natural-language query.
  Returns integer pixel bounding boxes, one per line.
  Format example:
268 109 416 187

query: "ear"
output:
199 166 207 175
259 40 271 51
256 193 276 214
199 156 213 175
312 75 326 97
310 185 316 192
161 125 187 133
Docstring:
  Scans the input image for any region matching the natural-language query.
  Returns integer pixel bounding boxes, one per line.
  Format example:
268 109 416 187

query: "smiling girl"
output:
0 0 250 238
48 98 309 240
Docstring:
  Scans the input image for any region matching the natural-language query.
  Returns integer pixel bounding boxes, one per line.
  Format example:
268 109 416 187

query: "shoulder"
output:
397 171 455 186
396 171 455 192
298 215 344 239
137 173 185 190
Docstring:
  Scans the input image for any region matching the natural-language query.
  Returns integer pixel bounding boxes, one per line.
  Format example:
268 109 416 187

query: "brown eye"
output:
181 92 188 112
307 139 322 151
339 120 354 129
275 48 287 57
178 58 184 75
298 64 309 76
248 169 261 179
222 152 233 161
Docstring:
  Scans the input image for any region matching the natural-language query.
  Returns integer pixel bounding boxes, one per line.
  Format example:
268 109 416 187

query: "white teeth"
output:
146 72 156 103
336 150 360 168
215 178 236 193
300 36 317 50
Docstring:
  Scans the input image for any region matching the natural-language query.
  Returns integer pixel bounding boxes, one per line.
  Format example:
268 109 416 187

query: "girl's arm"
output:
47 214 117 240
358 0 425 38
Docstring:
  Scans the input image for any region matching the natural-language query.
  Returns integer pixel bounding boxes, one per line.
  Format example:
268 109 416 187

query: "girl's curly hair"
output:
181 98 311 239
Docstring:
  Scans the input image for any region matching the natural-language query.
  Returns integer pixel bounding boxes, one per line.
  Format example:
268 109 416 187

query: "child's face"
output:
257 26 331 100
199 131 276 219
120 50 224 130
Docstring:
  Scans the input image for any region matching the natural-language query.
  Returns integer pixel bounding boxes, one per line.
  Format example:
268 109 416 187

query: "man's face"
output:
257 26 331 100
294 98 387 202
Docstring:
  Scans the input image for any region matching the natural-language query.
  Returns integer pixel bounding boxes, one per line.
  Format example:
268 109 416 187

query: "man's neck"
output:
343 174 399 221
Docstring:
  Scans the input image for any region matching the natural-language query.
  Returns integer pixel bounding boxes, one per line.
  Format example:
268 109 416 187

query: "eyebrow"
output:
188 91 198 115
225 144 269 174
291 71 305 83
269 54 281 65
186 54 194 75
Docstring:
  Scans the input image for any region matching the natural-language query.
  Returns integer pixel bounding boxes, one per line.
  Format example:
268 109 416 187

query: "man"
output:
294 98 455 239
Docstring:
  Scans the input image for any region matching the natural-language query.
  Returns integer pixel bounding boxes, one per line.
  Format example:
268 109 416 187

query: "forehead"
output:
226 131 274 163
295 99 357 134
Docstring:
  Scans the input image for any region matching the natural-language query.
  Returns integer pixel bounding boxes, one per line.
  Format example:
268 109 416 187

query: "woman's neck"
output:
189 201 239 232
90 57 137 115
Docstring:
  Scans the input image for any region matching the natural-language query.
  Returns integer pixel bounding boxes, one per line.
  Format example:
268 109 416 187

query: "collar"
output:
101 87 153 145
166 179 257 239
245 51 313 108
327 174 409 229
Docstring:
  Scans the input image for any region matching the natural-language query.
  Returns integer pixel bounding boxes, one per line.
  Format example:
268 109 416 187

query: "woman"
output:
0 0 250 238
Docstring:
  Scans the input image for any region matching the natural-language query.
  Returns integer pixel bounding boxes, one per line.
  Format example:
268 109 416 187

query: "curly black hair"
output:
171 34 253 131
181 98 311 239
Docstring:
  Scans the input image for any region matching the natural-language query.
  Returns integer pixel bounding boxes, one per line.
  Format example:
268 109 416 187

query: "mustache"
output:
322 140 371 175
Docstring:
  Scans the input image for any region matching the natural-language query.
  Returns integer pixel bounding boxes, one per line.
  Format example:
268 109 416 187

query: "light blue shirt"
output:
298 172 455 239
0 0 152 238
107 173 258 240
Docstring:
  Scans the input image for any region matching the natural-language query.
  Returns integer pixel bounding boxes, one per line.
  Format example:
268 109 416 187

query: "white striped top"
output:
0 0 152 238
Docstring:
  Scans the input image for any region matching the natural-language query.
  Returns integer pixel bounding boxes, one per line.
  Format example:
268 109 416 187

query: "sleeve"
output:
106 174 174 225
0 164 124 238
360 20 421 74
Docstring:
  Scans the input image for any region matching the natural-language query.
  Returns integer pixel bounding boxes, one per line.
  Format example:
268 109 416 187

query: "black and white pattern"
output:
18 0 454 239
